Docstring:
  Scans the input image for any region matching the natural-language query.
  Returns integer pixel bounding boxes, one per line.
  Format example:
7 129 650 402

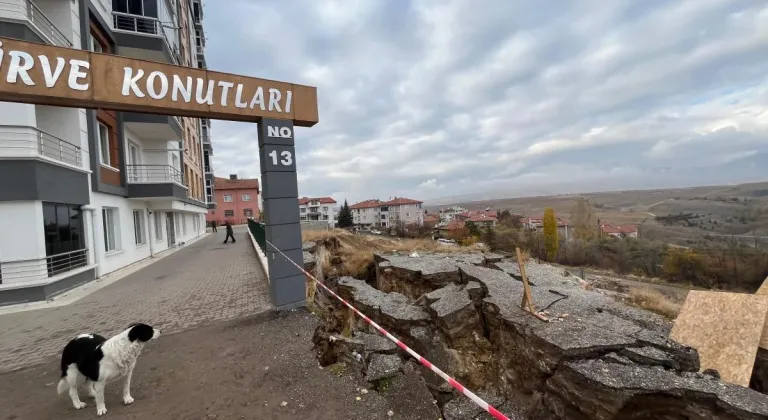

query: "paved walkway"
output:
0 226 272 372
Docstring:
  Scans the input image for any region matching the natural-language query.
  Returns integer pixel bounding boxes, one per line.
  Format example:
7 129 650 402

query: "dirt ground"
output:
0 309 440 420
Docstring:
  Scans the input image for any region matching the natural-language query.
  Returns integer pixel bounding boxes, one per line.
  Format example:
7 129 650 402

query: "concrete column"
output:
258 119 304 310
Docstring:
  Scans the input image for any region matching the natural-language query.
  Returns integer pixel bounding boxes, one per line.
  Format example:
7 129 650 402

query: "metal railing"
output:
196 44 204 55
26 0 71 47
112 12 180 64
126 164 183 184
247 219 267 253
0 125 82 166
0 249 88 283
204 163 213 173
202 134 211 144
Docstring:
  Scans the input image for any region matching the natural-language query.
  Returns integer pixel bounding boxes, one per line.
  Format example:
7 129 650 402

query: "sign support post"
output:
258 118 305 309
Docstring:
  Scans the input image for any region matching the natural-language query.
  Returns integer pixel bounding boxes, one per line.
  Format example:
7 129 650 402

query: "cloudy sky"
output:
204 0 768 205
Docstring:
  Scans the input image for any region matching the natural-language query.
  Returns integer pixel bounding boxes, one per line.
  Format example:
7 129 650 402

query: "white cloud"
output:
204 0 768 204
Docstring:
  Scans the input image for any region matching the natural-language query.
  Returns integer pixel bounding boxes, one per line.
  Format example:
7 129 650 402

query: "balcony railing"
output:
196 44 204 55
112 12 180 64
126 164 183 185
0 125 82 166
202 134 211 144
26 0 71 47
0 249 88 283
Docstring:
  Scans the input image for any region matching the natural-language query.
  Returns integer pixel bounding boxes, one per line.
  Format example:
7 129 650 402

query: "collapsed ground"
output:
304 231 768 420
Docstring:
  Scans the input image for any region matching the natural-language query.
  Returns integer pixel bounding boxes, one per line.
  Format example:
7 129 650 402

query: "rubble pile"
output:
305 243 768 419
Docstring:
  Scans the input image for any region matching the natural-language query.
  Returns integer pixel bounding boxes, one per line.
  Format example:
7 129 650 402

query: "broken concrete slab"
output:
366 354 402 382
442 391 507 420
337 277 431 333
380 363 443 420
356 332 397 355
424 284 483 346
619 346 678 370
551 358 768 419
302 241 317 253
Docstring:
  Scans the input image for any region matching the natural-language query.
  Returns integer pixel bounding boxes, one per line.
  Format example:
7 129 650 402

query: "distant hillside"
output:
426 182 768 247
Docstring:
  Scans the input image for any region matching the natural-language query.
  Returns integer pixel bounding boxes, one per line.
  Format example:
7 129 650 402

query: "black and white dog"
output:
57 323 161 416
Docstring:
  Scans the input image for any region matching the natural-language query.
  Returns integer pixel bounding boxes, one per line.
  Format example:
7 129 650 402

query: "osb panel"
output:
670 291 768 387
100 166 121 186
91 53 209 113
755 277 768 349
0 37 92 102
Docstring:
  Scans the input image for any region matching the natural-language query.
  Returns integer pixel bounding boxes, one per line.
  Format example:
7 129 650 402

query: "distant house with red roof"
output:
455 210 497 228
298 196 337 227
350 197 424 228
207 175 260 225
600 223 638 238
523 215 571 241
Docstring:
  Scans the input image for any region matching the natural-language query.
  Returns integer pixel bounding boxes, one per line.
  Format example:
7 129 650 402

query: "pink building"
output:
206 175 260 225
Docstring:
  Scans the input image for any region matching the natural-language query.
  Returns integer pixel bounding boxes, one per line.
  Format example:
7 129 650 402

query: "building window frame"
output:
224 209 234 217
102 207 120 253
154 211 164 241
223 194 233 203
242 194 251 202
133 209 146 246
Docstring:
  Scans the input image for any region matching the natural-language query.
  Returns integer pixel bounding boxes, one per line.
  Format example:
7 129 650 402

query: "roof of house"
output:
350 197 423 209
435 220 465 231
386 197 423 206
456 210 497 222
214 177 259 191
601 224 638 234
350 199 383 209
298 197 337 205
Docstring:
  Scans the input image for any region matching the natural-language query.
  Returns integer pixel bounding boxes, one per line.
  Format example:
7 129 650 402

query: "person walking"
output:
223 219 236 244
211 220 217 232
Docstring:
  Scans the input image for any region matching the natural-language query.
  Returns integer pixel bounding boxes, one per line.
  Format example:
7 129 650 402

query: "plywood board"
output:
670 290 768 387
754 277 768 349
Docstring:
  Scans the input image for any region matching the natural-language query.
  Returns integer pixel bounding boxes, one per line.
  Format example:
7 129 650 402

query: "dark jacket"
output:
225 221 233 233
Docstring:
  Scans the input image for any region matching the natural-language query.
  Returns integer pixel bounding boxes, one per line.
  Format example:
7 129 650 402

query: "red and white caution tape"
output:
265 239 509 420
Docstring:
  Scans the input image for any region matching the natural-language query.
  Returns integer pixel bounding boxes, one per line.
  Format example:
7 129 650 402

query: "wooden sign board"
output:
0 37 318 126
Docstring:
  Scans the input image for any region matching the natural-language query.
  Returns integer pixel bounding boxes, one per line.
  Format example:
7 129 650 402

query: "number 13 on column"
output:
263 145 297 172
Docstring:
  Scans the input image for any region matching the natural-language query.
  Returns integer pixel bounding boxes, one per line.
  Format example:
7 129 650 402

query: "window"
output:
300 208 306 213
300 216 307 221
90 35 104 53
406 213 410 217
242 194 251 202
43 203 86 277
174 213 181 237
154 212 164 241
98 122 110 166
223 194 233 202
244 208 253 218
102 207 119 253
322 206 328 212
133 210 146 245
224 210 234 217
113 0 143 15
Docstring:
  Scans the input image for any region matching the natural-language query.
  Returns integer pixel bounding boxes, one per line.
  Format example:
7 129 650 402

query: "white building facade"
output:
0 0 213 305
351 198 424 228
298 197 337 228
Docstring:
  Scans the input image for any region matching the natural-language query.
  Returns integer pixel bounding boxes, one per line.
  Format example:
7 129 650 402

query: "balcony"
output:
0 0 73 47
126 164 188 200
112 11 181 65
0 125 89 203
0 248 88 283
0 125 82 167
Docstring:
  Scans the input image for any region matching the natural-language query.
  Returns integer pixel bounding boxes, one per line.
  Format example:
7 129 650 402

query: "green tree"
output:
337 200 354 228
484 225 495 250
543 207 559 261
570 198 597 239
465 221 481 237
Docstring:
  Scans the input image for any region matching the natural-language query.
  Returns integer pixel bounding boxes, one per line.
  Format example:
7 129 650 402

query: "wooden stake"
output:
516 247 535 313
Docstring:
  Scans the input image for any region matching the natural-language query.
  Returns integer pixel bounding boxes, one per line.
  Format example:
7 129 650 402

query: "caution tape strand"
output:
264 239 509 420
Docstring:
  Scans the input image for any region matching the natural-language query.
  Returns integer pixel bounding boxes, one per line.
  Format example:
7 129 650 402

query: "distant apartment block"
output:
298 197 337 227
351 197 424 228
600 223 639 238
206 175 259 225
523 215 571 241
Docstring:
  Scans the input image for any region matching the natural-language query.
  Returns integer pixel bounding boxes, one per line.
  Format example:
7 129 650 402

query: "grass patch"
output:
328 362 347 376
624 287 682 319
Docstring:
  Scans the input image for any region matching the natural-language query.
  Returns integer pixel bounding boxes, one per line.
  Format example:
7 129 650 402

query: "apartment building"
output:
350 197 424 228
523 215 571 241
0 0 215 305
207 175 259 225
298 197 337 227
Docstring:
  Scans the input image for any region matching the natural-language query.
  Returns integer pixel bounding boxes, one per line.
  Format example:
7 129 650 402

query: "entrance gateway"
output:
0 37 319 310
